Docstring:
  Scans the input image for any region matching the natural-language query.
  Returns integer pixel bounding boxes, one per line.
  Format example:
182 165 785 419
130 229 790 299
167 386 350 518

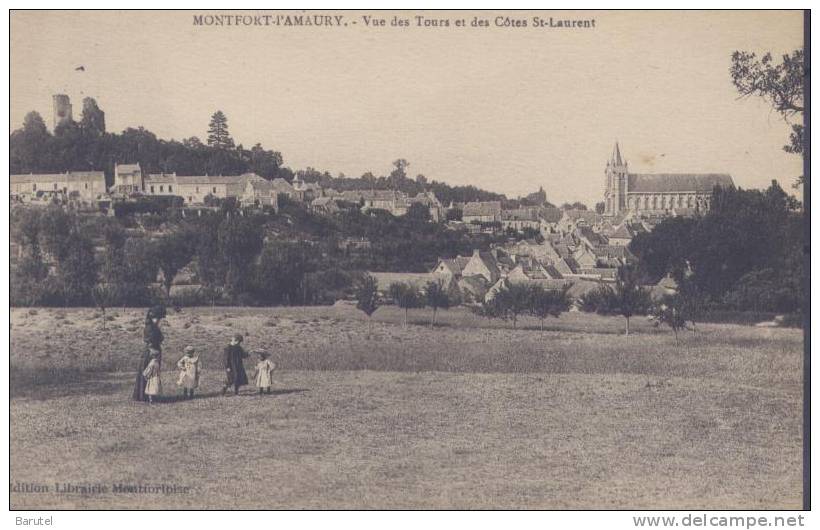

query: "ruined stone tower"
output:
52 94 73 130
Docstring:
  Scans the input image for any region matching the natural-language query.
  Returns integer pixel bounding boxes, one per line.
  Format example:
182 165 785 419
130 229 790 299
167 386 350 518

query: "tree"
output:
253 242 316 305
80 97 106 136
528 284 571 332
629 216 697 283
491 281 532 329
207 110 235 149
730 49 805 183
92 284 117 330
218 215 263 298
595 201 606 214
354 274 380 338
653 294 687 344
678 277 709 333
389 282 423 328
57 229 99 305
153 229 197 297
389 159 409 182
612 264 651 335
425 280 451 328
471 299 503 342
561 202 588 211
406 202 431 223
446 207 463 222
579 284 617 315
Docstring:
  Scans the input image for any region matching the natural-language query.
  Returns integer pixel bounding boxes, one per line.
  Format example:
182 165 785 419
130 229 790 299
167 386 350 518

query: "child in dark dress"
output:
221 334 249 396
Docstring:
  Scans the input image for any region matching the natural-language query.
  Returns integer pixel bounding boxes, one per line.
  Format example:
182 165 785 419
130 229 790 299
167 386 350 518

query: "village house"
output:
500 207 541 233
556 208 603 234
461 249 502 284
309 196 341 215
114 164 267 205
10 171 107 204
291 174 323 202
112 163 143 194
143 173 259 204
462 201 502 224
241 179 278 209
607 222 647 246
539 207 564 235
408 191 444 221
432 255 472 280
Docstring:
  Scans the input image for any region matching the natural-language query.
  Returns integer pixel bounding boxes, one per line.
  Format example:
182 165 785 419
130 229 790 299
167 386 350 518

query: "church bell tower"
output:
604 141 628 215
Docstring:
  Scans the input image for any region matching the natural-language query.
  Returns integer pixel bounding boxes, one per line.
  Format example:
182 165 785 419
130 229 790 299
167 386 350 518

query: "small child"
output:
142 348 162 404
253 350 276 395
176 345 200 399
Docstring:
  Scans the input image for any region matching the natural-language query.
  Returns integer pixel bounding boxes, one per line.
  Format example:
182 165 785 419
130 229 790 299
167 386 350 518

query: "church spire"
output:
611 141 624 166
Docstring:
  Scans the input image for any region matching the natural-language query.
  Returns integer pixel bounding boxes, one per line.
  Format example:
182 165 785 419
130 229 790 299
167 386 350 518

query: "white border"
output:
2 4 814 528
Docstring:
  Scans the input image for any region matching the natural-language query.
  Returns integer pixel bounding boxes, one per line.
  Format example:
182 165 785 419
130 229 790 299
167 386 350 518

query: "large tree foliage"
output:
630 181 802 313
425 280 451 328
528 284 571 332
612 264 650 335
730 49 805 182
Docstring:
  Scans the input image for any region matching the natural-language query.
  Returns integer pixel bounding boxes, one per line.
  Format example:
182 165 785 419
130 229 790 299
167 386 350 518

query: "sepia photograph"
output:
8 9 808 512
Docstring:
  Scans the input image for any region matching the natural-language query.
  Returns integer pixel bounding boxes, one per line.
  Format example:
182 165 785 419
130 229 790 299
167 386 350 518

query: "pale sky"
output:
11 10 804 205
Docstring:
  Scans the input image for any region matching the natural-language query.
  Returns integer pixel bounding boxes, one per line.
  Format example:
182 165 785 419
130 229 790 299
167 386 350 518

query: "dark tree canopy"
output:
10 102 286 186
81 97 106 136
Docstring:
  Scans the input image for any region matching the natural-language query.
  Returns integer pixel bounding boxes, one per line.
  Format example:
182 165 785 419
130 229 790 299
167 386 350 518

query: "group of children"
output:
141 334 276 404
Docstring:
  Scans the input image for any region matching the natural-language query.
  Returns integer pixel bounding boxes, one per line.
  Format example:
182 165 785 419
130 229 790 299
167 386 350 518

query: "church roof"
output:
611 142 624 166
627 173 734 193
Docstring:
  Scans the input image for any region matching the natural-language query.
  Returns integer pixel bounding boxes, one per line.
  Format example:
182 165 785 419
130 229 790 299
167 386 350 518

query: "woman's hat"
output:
232 334 244 343
184 345 195 354
255 349 269 358
148 305 167 320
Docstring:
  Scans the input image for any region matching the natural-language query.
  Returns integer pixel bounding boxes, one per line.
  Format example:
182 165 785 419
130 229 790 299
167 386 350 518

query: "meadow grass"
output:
10 305 803 508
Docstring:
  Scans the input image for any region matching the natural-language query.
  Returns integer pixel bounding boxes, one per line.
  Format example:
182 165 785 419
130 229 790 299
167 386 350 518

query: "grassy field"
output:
10 305 803 509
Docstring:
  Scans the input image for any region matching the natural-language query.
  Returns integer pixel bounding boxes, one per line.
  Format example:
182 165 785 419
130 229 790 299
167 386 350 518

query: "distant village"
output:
10 94 735 305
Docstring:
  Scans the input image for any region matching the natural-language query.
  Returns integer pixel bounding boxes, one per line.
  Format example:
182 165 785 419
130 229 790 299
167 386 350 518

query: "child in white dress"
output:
142 349 162 404
176 345 200 399
253 351 275 395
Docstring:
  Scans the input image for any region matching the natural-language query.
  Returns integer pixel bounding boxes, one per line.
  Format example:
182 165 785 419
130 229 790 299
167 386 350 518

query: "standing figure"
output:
142 349 162 404
221 334 249 396
133 306 165 402
176 345 200 399
253 350 276 395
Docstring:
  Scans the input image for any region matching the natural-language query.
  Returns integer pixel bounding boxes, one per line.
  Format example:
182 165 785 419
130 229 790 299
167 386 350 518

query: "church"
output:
603 142 734 216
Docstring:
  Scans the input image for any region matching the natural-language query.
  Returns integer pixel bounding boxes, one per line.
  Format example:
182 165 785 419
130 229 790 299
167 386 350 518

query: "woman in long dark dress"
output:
132 306 165 402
